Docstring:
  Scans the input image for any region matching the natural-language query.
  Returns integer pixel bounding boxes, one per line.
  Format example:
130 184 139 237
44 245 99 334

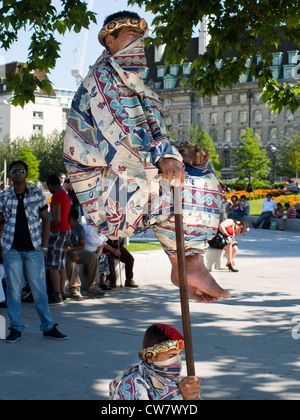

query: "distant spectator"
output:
233 195 250 221
66 208 105 299
284 179 298 195
280 203 297 230
221 196 232 220
245 184 254 193
46 174 71 305
272 202 284 219
252 193 276 229
104 238 138 288
227 195 239 219
84 224 111 290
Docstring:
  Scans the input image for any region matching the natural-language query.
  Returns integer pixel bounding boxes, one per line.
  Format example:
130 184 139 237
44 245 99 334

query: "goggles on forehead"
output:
98 17 148 46
138 339 184 361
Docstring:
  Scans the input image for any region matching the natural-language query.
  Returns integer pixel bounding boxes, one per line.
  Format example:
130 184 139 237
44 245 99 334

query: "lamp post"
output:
270 146 277 186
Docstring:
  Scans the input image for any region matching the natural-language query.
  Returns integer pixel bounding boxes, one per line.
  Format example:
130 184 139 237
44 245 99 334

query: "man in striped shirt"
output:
0 160 67 343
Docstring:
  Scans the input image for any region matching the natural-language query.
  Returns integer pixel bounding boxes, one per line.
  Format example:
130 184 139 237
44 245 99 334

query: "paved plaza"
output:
0 228 299 400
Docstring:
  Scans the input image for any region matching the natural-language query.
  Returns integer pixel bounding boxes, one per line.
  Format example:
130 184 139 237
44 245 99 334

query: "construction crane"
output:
71 0 94 87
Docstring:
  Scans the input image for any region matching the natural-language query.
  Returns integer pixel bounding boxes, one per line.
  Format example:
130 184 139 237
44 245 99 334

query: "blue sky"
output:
1 0 155 90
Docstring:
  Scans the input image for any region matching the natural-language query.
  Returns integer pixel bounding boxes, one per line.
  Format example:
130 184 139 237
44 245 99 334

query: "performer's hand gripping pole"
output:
174 185 196 377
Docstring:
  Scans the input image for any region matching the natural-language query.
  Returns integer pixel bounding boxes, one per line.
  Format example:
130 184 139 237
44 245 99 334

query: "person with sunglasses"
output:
0 160 67 343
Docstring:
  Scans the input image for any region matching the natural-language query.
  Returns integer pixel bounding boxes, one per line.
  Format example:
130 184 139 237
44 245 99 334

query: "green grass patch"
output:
126 241 162 252
249 198 264 215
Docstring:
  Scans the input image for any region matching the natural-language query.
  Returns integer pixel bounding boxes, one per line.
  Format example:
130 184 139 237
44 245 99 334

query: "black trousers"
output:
104 247 134 285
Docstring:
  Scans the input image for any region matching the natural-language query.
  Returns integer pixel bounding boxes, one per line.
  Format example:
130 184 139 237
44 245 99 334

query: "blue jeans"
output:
3 248 54 333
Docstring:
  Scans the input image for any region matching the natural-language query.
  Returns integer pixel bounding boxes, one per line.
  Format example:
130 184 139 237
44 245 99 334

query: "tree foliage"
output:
0 130 65 182
276 130 300 179
17 146 40 182
130 0 300 113
0 0 96 107
188 123 222 177
232 128 271 184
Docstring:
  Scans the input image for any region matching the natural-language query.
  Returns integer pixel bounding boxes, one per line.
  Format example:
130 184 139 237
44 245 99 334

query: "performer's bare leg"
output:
169 254 231 303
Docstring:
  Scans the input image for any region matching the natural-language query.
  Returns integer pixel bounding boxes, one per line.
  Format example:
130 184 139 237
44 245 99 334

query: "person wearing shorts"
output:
46 174 71 305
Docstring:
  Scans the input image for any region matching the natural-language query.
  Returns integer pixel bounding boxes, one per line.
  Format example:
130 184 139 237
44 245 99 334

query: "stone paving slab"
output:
0 228 299 400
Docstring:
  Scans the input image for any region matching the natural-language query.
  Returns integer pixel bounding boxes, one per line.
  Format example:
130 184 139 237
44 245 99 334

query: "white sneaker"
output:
70 291 83 300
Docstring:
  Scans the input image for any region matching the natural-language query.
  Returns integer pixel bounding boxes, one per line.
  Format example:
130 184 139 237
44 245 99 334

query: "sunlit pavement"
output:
0 228 300 400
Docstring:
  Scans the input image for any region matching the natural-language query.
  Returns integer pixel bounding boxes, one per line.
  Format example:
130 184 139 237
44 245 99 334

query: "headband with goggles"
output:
98 17 148 46
138 339 184 361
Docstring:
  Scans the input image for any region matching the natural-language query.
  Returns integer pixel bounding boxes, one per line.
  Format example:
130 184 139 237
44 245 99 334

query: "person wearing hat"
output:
109 323 200 400
64 11 230 303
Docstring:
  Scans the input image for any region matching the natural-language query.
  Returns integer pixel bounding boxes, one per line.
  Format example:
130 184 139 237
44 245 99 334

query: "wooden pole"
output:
173 185 195 377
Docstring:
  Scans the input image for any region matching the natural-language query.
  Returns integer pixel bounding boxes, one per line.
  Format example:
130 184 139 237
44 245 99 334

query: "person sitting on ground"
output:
252 193 277 229
66 208 105 299
233 195 250 221
280 202 297 231
208 219 249 272
109 323 200 400
84 224 111 290
104 238 138 288
284 179 298 195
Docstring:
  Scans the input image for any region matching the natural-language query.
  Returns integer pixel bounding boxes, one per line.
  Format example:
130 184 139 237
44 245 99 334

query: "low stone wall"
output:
243 215 300 232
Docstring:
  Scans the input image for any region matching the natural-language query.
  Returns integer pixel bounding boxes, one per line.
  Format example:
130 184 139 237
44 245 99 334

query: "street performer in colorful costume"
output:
63 11 230 303
109 323 200 400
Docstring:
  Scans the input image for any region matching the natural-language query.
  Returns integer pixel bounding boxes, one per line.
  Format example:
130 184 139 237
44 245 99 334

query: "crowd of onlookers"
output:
0 170 138 312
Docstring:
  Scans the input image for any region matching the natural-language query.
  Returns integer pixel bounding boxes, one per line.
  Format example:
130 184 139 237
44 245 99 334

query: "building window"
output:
210 129 218 142
224 129 232 143
224 111 232 124
142 67 149 80
157 66 165 78
239 128 247 139
33 125 43 133
225 95 232 105
211 96 218 106
283 65 294 79
182 62 192 75
270 66 280 80
210 112 218 124
285 108 293 120
272 52 283 66
178 114 183 125
170 64 180 76
239 110 247 123
253 109 263 122
239 93 247 104
197 97 203 106
288 51 299 64
224 147 231 168
163 76 176 89
268 110 278 121
254 128 262 141
33 111 43 119
197 113 202 124
269 127 277 141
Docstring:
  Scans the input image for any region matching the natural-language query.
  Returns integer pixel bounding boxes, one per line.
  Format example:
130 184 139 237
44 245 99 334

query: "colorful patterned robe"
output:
109 361 183 400
63 37 222 256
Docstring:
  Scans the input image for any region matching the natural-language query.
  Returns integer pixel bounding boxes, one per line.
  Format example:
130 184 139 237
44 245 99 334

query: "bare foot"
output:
169 254 231 303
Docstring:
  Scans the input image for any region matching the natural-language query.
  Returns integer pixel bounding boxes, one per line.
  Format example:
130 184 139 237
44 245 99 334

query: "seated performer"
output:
63 11 230 303
109 323 200 400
